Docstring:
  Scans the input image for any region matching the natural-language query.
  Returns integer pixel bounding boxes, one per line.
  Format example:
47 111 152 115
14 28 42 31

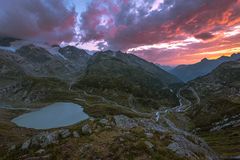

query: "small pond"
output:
11 102 89 130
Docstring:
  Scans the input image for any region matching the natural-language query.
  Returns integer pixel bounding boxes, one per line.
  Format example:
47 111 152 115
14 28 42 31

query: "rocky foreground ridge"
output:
5 114 218 160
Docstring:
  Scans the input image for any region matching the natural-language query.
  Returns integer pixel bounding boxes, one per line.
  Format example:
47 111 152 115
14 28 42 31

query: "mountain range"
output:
0 38 182 110
170 54 240 82
0 37 239 159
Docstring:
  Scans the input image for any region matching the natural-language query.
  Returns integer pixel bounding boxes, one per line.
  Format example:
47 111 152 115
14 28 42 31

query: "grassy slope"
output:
181 61 240 157
74 53 180 110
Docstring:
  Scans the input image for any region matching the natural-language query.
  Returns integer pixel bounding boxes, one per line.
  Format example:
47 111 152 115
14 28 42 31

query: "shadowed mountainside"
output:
179 60 240 158
170 54 240 82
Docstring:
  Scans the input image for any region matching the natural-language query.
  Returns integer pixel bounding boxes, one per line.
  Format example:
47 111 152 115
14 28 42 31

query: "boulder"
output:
35 149 46 155
99 118 109 125
59 129 71 138
31 131 59 148
137 118 167 133
23 129 72 149
114 115 138 129
23 154 51 160
9 144 16 151
145 132 154 138
144 141 154 150
21 139 31 150
119 137 124 142
82 124 92 135
104 126 112 129
73 131 80 138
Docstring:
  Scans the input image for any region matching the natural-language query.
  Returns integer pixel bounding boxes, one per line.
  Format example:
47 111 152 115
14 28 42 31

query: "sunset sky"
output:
0 0 240 65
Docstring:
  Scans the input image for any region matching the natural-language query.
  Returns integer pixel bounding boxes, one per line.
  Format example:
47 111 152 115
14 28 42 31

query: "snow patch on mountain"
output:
0 39 68 60
44 47 67 60
0 46 16 52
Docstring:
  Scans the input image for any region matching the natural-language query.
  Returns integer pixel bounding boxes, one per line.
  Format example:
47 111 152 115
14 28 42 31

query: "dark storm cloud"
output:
194 32 215 40
80 0 240 50
0 0 76 44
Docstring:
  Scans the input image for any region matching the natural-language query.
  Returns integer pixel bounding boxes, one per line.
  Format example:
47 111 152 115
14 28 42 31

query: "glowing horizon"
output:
0 0 240 65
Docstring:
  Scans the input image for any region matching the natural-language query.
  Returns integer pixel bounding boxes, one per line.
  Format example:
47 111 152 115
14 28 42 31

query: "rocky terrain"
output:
0 39 90 82
1 113 220 160
0 37 239 160
179 60 240 159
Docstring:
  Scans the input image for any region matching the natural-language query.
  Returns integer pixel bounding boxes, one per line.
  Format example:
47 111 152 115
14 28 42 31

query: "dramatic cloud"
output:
80 0 240 65
131 28 240 65
194 32 215 40
1 0 240 65
0 0 77 44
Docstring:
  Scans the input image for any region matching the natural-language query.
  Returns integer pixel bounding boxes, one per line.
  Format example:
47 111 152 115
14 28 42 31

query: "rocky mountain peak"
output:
59 46 89 59
16 44 52 63
200 58 209 62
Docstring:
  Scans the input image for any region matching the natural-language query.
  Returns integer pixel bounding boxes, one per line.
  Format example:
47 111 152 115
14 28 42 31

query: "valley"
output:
0 86 219 160
1 0 240 159
0 38 239 160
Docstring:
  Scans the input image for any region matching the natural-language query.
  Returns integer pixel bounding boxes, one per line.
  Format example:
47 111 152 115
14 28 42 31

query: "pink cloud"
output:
80 0 240 65
0 0 77 44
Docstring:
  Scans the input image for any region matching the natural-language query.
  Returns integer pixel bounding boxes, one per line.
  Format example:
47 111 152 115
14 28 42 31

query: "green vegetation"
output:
199 127 240 157
187 99 240 129
74 52 180 110
183 61 240 158
1 118 184 160
180 89 197 104
166 112 195 131
84 103 140 118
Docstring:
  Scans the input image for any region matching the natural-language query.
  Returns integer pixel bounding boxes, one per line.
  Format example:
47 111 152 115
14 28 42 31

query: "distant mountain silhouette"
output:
157 65 174 72
170 53 240 82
